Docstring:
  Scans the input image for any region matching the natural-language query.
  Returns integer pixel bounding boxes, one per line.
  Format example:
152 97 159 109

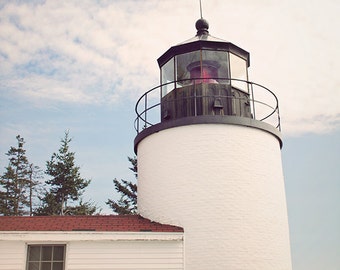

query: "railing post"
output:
250 82 256 120
194 81 197 116
277 104 281 131
144 93 148 129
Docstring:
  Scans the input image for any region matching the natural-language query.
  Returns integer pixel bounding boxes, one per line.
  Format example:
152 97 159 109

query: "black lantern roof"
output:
157 18 250 68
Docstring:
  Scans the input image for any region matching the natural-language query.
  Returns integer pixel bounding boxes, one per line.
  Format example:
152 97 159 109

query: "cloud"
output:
0 1 153 103
0 0 339 136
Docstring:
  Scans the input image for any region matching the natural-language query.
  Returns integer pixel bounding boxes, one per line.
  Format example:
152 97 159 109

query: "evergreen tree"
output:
106 156 137 215
35 131 96 215
34 192 60 216
27 164 43 216
66 199 98 215
0 135 36 216
0 166 17 215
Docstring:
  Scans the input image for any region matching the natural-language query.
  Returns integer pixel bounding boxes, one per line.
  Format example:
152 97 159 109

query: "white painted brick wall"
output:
137 124 292 270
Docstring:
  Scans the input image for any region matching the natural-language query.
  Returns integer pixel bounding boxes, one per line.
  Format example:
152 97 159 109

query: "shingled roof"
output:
0 215 183 232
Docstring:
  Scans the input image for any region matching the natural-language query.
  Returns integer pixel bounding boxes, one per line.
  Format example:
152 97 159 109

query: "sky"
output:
0 0 339 269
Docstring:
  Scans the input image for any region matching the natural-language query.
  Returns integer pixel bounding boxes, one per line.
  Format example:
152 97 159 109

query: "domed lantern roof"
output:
158 18 250 96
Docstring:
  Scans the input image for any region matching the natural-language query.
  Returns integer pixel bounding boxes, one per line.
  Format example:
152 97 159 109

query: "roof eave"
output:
157 39 250 67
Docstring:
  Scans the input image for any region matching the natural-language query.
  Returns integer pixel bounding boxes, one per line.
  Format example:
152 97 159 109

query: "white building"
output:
135 18 292 270
0 215 183 270
0 18 292 270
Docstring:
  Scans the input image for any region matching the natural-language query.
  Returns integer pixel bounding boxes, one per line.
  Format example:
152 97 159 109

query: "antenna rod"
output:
199 0 203 18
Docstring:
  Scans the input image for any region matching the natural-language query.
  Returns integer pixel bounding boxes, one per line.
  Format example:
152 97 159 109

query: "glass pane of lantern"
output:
176 50 200 86
230 53 248 92
201 50 229 84
161 57 175 97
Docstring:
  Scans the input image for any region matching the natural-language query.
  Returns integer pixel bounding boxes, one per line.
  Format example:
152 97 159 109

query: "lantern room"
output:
134 18 281 149
158 18 251 120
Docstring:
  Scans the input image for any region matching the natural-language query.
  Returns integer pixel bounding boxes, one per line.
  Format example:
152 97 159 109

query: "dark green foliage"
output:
35 193 97 216
66 200 98 215
35 131 97 215
0 166 18 215
106 156 137 215
0 135 40 216
34 193 60 216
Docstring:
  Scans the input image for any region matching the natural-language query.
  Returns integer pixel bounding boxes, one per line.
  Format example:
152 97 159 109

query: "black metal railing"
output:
134 78 281 133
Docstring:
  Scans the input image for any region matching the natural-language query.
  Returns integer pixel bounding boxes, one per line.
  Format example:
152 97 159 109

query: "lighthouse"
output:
134 18 292 270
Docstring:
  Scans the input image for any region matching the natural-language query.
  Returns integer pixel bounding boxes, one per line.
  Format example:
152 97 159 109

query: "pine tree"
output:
0 166 17 215
67 200 98 215
27 164 43 216
106 156 137 215
0 135 34 215
35 131 97 215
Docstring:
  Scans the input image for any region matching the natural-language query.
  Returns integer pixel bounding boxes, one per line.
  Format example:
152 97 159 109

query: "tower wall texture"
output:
137 123 292 270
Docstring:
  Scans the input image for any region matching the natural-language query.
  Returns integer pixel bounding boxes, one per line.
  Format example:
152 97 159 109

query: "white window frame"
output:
26 244 66 270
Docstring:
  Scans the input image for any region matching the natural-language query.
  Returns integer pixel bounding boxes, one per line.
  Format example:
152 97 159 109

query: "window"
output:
175 50 229 86
229 52 248 92
161 57 175 97
27 245 65 270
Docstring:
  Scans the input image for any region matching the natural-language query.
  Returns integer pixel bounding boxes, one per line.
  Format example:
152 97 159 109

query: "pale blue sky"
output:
0 1 339 269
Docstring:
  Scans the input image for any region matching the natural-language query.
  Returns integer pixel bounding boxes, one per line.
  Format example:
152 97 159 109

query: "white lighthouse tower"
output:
134 18 292 270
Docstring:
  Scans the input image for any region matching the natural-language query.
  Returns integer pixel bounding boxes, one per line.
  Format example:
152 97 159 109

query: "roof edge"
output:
0 231 184 242
157 40 250 68
0 215 184 233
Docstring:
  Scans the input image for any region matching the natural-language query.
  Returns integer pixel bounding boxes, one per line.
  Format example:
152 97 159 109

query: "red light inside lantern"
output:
188 61 219 83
